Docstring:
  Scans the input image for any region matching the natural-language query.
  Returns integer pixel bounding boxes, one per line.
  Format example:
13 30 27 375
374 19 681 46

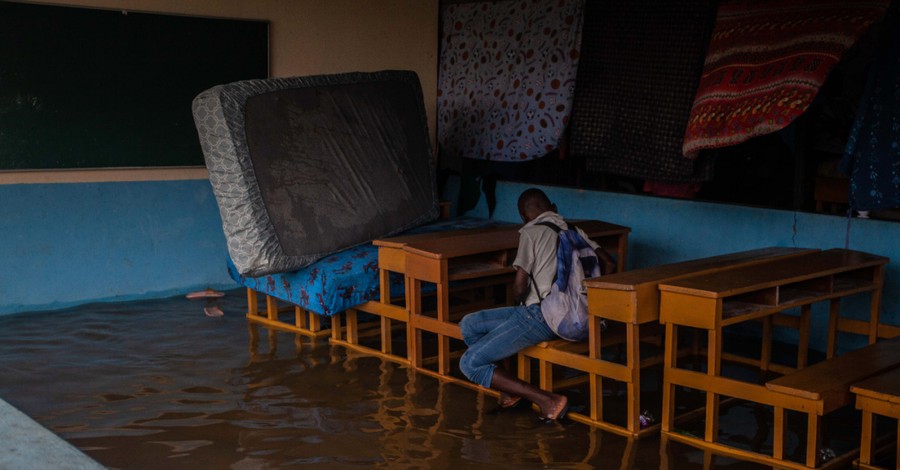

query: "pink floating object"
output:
204 306 224 317
186 289 226 300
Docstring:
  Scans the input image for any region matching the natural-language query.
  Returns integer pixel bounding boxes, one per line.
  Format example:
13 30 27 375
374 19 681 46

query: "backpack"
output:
531 222 602 341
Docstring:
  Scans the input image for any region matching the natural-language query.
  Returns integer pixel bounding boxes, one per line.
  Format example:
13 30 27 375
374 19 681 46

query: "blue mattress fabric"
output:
228 217 504 317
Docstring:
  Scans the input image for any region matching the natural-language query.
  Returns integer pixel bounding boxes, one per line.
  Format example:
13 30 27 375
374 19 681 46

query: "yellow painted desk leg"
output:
895 421 900 470
589 316 603 422
295 306 307 330
437 277 450 376
331 313 342 341
797 304 811 369
410 278 424 368
379 268 394 356
773 406 785 460
806 413 821 468
827 299 840 359
266 295 278 321
761 316 772 372
858 408 874 466
661 323 678 433
705 328 721 443
347 309 359 344
869 266 885 344
247 288 258 316
626 322 640 434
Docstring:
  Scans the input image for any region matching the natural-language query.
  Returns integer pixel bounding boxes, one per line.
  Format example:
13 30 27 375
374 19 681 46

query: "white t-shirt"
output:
512 211 600 306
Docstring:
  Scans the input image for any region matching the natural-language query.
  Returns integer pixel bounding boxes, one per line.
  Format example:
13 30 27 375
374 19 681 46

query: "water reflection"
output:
0 291 772 469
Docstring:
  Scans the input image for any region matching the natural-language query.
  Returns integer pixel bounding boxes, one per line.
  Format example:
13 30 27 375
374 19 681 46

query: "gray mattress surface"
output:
193 71 438 276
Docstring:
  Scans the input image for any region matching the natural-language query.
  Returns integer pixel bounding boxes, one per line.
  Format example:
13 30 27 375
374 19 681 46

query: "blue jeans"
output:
458 303 557 388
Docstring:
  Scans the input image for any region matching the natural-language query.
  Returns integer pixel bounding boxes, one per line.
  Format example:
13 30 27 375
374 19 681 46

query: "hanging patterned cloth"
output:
682 0 889 158
840 2 900 212
437 0 584 162
568 0 717 182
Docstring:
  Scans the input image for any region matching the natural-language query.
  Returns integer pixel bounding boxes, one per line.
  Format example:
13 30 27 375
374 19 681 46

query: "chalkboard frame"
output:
0 1 269 170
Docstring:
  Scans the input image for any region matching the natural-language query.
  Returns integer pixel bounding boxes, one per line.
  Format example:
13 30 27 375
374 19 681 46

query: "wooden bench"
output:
765 336 900 469
851 367 900 470
659 248 890 469
517 247 817 437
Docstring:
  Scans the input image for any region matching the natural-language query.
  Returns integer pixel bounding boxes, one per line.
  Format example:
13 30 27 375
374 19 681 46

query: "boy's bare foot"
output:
539 394 569 421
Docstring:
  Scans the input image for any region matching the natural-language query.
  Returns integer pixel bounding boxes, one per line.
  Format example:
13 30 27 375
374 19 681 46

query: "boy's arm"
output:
595 248 617 275
513 266 531 304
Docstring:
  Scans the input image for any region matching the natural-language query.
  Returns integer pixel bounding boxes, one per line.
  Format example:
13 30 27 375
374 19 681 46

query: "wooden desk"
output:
852 367 900 470
332 223 517 363
518 247 816 437
658 248 888 469
402 220 630 382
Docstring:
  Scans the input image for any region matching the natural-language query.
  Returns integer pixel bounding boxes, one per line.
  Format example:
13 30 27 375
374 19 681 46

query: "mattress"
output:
228 217 504 317
193 71 439 277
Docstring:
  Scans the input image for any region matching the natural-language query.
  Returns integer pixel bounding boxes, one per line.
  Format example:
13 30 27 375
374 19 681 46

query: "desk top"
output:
658 248 888 299
401 219 630 260
372 224 517 249
584 247 816 292
851 363 900 405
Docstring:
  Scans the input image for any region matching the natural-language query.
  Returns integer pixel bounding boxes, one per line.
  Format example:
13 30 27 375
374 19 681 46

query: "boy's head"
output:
517 188 556 223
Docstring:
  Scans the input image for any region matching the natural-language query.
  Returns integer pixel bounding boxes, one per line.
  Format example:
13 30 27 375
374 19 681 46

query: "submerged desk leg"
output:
661 323 678 433
705 328 722 443
588 316 603 422
626 322 641 434
437 278 451 376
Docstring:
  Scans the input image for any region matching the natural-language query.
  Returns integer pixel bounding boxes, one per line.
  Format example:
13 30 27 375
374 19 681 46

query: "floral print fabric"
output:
841 3 900 212
437 0 584 161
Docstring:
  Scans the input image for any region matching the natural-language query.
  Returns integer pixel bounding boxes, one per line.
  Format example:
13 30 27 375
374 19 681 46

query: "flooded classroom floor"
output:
0 291 865 469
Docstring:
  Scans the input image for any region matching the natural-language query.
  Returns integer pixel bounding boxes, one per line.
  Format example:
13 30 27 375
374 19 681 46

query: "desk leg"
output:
589 316 604 422
247 288 259 317
869 266 885 344
773 406 785 460
661 323 678 433
437 278 451 376
797 305 811 369
806 414 821 468
859 408 874 466
826 299 840 359
705 328 722 443
379 268 393 356
626 322 640 434
409 278 424 368
761 316 772 372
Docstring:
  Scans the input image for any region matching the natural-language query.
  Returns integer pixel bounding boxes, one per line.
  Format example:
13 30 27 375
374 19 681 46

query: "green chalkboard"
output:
0 1 268 169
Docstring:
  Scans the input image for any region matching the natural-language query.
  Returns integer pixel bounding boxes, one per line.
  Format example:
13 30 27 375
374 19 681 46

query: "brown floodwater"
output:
0 291 861 469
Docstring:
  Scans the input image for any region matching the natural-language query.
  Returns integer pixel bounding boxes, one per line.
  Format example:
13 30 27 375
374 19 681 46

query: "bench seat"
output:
763 336 900 468
851 367 900 470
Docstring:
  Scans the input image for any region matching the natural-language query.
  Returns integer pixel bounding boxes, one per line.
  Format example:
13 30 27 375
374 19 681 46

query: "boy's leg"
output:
459 305 519 346
459 304 569 420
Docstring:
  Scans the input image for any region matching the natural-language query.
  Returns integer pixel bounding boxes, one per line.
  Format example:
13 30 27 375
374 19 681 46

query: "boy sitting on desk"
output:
459 188 616 421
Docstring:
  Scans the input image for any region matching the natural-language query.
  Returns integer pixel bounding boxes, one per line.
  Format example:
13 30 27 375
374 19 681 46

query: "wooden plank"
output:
585 247 816 325
659 292 719 330
658 249 887 299
852 367 900 407
766 336 900 412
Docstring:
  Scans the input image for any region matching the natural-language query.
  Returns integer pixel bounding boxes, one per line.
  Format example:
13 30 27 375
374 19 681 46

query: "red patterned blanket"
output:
682 0 888 158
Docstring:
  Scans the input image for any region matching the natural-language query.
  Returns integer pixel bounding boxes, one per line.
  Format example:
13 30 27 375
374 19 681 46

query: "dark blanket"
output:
569 0 717 182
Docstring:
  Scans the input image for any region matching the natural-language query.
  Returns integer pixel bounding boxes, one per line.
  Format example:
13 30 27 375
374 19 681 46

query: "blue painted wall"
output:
466 181 900 353
0 180 237 316
2 177 897 355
